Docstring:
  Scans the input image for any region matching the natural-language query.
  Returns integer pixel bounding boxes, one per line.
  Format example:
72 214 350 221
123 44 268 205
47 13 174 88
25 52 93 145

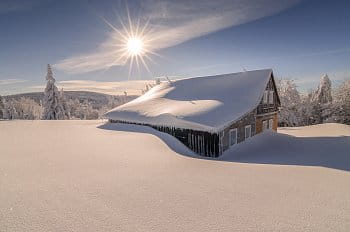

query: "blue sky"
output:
0 0 349 95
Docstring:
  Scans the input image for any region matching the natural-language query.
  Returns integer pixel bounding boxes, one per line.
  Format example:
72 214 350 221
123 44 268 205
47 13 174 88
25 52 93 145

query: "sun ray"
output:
143 53 156 65
116 14 132 39
135 17 141 37
126 6 134 37
101 17 130 43
128 55 134 80
135 55 141 79
139 18 150 36
135 54 141 69
144 49 163 58
100 7 165 80
139 56 152 75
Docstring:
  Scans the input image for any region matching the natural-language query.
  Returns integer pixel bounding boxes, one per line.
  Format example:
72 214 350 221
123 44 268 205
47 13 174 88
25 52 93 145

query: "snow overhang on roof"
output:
105 69 273 133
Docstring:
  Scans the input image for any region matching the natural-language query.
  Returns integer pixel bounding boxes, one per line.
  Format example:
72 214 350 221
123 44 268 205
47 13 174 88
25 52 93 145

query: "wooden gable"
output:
257 72 281 115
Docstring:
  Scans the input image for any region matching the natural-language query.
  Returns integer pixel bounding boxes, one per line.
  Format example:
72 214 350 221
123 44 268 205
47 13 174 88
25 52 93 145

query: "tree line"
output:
0 64 149 120
277 75 350 126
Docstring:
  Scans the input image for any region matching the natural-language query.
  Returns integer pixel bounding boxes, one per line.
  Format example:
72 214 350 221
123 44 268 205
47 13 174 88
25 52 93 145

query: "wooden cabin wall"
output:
108 119 220 157
255 112 277 133
255 74 280 134
273 113 278 130
256 76 279 115
220 75 280 153
221 111 256 152
256 117 263 134
185 130 220 157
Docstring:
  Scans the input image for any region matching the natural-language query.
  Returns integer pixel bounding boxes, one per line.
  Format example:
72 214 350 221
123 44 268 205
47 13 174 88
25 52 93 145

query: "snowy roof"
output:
105 69 274 132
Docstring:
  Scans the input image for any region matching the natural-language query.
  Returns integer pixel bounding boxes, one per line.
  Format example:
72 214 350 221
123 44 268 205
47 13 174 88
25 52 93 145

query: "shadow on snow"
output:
98 123 350 172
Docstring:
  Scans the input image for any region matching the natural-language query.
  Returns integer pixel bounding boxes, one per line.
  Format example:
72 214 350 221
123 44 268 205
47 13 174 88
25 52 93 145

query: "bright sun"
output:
102 17 157 78
127 37 143 56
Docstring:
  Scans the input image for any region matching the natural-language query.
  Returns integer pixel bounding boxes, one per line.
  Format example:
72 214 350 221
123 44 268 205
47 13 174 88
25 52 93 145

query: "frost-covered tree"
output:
312 74 332 103
66 98 81 119
277 79 302 126
42 64 68 120
17 97 43 119
3 99 18 119
330 79 350 124
66 99 99 119
2 97 43 120
59 88 70 119
298 91 315 126
309 74 333 124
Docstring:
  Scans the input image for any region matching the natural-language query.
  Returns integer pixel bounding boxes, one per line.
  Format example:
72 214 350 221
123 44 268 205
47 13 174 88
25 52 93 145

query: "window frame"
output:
245 125 252 139
269 91 274 104
229 128 237 146
263 90 268 104
262 120 268 131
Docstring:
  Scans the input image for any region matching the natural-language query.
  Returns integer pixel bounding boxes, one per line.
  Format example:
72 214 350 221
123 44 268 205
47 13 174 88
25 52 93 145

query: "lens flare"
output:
101 10 162 80
127 37 143 56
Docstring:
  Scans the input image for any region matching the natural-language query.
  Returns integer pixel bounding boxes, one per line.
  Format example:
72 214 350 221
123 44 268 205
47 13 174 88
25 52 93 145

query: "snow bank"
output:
105 69 272 132
278 123 350 137
1 121 349 232
220 126 350 171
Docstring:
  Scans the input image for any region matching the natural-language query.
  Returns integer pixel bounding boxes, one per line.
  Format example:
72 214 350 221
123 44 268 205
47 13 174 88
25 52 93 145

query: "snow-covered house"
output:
105 69 281 157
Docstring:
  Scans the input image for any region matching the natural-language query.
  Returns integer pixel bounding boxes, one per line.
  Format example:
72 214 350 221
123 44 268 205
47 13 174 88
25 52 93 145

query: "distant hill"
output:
4 91 137 109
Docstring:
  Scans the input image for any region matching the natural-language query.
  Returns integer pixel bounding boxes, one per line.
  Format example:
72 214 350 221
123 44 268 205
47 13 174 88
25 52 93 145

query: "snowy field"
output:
0 121 349 231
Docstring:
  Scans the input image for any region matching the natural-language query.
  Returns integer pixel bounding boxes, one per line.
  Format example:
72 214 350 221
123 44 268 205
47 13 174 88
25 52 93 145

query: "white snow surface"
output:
278 123 350 137
105 69 273 132
1 121 350 232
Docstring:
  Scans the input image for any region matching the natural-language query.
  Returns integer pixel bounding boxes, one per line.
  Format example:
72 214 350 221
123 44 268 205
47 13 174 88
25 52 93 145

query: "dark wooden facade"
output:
220 74 280 153
109 119 221 157
110 73 281 157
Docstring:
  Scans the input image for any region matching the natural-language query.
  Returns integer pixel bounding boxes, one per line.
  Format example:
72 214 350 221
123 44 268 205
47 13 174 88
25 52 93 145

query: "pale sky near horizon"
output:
0 0 350 95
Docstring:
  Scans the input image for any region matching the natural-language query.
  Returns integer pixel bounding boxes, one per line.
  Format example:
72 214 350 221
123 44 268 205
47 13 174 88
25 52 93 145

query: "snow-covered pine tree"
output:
59 88 70 119
42 64 68 120
310 74 333 124
312 74 333 103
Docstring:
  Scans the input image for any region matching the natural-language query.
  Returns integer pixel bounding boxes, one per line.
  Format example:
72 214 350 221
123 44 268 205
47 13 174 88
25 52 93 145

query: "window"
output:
268 119 274 130
229 128 237 146
263 91 268 104
245 125 251 139
269 91 274 104
262 120 268 131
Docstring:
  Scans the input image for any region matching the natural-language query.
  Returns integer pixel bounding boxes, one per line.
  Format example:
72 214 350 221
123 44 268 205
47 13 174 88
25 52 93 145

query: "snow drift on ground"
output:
0 121 349 232
220 123 350 171
278 123 350 137
105 69 272 132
